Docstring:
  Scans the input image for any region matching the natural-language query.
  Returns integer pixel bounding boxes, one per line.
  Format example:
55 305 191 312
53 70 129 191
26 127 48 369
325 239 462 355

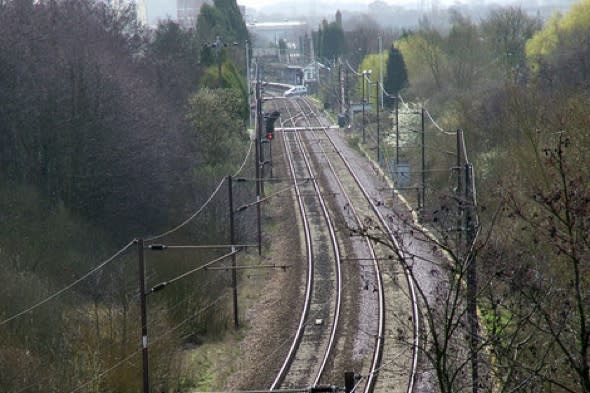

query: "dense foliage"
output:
389 3 590 392
313 18 345 62
383 45 408 107
0 0 251 391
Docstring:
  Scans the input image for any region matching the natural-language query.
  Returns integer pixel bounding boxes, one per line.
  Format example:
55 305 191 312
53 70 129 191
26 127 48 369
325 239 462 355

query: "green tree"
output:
186 88 248 174
481 7 541 84
315 17 345 61
383 45 408 107
356 54 381 109
446 11 482 90
148 20 202 102
196 0 249 66
397 30 447 93
526 0 590 91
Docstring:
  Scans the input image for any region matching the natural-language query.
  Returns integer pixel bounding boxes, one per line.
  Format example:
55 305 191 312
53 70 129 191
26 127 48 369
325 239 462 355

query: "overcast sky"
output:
236 0 526 11
145 0 471 21
144 0 570 25
237 0 438 12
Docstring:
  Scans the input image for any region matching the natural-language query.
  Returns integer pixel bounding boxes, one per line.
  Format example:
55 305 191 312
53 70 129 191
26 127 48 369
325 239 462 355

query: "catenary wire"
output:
233 136 255 177
424 109 454 135
143 177 225 242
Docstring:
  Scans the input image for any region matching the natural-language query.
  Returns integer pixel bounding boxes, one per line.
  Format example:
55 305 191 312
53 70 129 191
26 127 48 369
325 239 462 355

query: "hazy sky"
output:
144 0 565 25
235 0 520 10
146 0 466 21
238 0 426 10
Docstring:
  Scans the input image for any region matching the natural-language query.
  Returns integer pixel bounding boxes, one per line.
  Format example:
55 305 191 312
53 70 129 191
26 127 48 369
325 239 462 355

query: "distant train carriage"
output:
283 85 307 97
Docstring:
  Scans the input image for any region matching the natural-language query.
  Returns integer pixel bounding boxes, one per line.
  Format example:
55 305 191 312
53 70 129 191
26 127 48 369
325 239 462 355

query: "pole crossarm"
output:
146 244 256 250
235 179 311 212
236 176 314 182
204 264 292 271
276 126 339 132
149 249 241 294
189 387 334 393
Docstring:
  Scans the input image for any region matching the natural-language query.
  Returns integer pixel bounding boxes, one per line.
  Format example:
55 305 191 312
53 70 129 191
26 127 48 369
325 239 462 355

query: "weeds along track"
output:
266 96 419 393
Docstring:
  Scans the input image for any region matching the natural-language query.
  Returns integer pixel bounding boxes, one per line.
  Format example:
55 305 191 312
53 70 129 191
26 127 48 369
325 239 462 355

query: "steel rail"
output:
298 99 385 393
269 102 314 391
302 98 420 393
290 98 343 387
269 97 342 390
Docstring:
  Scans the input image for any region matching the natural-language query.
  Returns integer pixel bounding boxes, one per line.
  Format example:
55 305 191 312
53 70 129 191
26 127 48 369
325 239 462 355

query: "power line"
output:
424 109 454 136
344 60 362 76
234 136 255 177
65 350 140 393
1 127 253 326
144 178 225 241
0 240 135 326
145 136 254 242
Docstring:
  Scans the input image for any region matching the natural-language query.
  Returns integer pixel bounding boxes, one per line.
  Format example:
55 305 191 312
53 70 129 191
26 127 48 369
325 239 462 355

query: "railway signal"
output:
264 110 281 141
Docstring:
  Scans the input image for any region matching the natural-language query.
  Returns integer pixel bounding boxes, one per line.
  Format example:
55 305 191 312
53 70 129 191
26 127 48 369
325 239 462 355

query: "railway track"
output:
264 95 419 393
268 97 342 390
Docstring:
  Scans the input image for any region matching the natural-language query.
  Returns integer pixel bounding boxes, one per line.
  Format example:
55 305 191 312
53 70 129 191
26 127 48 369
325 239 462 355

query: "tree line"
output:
375 3 590 392
0 0 253 391
308 2 590 392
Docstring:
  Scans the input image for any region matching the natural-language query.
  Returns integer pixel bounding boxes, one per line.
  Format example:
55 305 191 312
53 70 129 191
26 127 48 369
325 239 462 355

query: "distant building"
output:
136 0 148 25
262 63 303 85
247 20 308 62
105 0 148 26
247 21 307 45
177 0 211 27
303 63 316 84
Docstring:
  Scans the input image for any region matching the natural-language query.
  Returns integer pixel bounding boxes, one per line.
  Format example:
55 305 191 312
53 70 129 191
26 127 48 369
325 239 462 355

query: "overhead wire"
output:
397 93 410 110
1 123 253 325
344 60 362 76
145 135 253 243
62 187 251 391
298 105 420 392
148 250 240 292
149 265 232 326
233 136 255 177
142 178 225 242
0 240 135 326
359 76 479 232
65 349 140 393
424 109 454 136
